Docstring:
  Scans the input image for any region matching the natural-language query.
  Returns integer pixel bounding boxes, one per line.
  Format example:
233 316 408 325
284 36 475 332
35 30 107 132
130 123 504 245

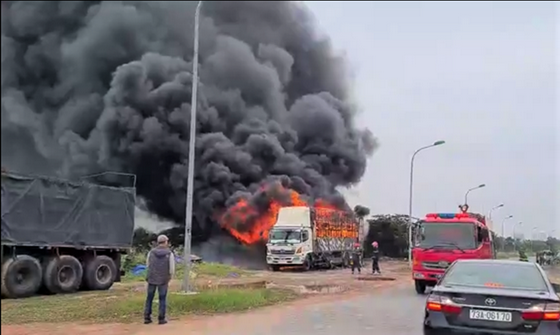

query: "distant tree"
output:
363 214 409 258
353 205 371 218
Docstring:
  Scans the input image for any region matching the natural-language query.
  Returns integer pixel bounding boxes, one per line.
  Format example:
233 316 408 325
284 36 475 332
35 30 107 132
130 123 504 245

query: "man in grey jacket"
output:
144 234 175 325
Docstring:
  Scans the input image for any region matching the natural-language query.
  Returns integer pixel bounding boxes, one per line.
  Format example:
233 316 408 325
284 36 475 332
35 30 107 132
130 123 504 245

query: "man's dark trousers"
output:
372 257 381 274
144 283 168 322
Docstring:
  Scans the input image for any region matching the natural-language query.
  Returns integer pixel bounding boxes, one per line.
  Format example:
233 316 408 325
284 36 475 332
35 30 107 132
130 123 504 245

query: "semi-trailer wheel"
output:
415 279 427 294
83 255 117 290
1 255 43 298
43 255 83 294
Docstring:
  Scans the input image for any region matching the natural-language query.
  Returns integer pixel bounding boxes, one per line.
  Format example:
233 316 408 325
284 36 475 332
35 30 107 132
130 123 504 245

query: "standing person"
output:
144 234 175 325
351 242 362 274
371 241 381 274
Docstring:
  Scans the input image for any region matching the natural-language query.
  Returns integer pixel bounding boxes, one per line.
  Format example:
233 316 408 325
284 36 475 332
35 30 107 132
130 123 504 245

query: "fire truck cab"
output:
412 212 494 294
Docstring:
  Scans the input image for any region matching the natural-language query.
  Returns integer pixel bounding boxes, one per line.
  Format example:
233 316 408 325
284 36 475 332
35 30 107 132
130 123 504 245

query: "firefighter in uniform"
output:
351 242 362 274
371 241 381 274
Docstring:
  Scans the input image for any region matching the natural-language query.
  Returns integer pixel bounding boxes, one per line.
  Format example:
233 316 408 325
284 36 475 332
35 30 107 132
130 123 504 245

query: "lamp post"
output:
487 204 503 231
531 226 537 252
513 221 522 251
182 0 203 293
464 184 486 208
407 140 446 267
488 204 504 220
500 215 513 252
501 215 513 238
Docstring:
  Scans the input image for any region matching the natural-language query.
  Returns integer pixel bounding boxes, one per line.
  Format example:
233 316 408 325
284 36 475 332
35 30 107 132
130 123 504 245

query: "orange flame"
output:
219 183 348 244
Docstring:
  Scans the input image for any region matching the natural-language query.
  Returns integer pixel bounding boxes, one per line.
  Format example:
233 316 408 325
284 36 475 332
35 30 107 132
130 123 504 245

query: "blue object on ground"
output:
132 264 147 276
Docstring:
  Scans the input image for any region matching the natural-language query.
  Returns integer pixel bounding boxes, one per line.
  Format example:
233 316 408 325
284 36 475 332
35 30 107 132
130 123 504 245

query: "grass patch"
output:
1 288 297 324
122 262 249 282
189 262 248 277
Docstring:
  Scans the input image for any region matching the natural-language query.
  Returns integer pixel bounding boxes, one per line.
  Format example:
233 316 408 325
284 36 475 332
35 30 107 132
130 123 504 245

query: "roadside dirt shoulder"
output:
2 261 410 335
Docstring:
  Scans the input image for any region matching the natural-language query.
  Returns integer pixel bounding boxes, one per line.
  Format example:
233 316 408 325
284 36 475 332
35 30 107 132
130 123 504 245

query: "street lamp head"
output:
478 184 486 188
433 140 445 146
507 215 513 218
497 204 504 208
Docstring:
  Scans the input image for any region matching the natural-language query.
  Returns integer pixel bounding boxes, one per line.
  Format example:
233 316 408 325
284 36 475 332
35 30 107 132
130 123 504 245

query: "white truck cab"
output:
266 206 312 269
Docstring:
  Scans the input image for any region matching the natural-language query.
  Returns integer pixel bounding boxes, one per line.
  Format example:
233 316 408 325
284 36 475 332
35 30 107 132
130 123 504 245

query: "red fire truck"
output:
411 212 494 294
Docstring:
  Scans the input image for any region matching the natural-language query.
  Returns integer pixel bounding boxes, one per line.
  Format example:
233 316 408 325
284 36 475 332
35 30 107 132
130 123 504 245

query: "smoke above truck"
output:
1 1 376 244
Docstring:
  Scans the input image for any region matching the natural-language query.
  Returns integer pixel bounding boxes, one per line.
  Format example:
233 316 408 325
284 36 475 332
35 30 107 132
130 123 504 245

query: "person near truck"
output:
144 234 175 325
371 241 381 274
351 242 362 274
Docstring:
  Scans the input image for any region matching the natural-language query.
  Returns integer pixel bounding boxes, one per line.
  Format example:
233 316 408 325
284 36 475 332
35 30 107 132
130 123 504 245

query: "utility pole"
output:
182 0 203 293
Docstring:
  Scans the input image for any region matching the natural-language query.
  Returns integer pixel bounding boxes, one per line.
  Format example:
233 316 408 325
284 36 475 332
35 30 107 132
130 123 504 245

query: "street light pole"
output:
513 221 522 251
407 140 445 267
487 204 504 220
464 184 486 208
501 215 513 238
500 215 513 252
487 203 503 231
182 0 203 293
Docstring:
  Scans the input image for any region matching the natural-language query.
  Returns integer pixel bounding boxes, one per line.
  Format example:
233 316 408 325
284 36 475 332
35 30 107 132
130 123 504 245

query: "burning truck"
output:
266 206 359 271
219 182 361 271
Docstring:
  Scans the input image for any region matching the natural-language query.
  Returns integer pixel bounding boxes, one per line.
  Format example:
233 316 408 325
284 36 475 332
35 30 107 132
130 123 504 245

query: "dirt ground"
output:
1 261 411 335
115 260 410 293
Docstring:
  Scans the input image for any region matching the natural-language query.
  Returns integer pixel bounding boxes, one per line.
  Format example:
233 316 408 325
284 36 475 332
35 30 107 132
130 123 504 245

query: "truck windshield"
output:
418 222 476 250
269 229 301 243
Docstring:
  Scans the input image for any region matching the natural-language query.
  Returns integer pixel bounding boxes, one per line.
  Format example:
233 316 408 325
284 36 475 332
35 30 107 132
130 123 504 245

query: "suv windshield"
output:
441 262 548 291
269 229 301 243
418 222 476 250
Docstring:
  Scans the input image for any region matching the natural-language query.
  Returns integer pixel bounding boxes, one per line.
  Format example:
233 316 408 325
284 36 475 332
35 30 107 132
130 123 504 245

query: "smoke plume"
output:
1 1 377 242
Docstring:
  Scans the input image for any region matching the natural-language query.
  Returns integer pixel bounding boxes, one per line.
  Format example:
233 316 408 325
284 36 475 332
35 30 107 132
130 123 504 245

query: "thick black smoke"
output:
1 1 377 242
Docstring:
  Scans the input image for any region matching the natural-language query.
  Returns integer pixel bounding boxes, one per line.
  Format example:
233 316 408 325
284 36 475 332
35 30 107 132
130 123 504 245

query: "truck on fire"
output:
266 206 359 271
1 170 135 299
412 212 494 294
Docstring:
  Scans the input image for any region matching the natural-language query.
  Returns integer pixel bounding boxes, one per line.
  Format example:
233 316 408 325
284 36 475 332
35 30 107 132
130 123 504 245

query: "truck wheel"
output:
269 265 280 272
303 255 313 271
83 255 117 290
1 255 43 298
43 255 83 294
415 280 427 295
342 252 350 268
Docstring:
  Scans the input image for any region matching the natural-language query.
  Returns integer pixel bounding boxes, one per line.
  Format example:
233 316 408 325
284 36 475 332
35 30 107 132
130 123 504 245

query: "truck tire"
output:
43 255 83 294
342 252 350 268
83 255 117 291
415 280 427 295
303 255 313 271
269 265 280 272
1 255 42 298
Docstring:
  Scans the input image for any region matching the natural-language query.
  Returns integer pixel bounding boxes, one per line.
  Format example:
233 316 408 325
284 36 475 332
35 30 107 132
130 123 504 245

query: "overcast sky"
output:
305 1 558 238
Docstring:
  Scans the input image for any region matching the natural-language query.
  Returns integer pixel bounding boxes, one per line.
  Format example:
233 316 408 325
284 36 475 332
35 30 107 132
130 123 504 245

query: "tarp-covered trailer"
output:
1 171 135 299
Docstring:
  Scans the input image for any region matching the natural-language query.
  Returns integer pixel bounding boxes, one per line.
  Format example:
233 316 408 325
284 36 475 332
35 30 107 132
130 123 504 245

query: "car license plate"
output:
469 309 512 322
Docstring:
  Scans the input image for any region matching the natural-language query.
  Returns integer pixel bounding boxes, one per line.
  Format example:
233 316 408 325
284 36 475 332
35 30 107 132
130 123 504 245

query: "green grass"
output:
1 288 297 324
122 262 249 282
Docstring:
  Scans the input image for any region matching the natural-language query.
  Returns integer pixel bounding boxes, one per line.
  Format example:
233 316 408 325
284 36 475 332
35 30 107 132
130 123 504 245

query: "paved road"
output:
181 284 428 335
261 287 426 335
